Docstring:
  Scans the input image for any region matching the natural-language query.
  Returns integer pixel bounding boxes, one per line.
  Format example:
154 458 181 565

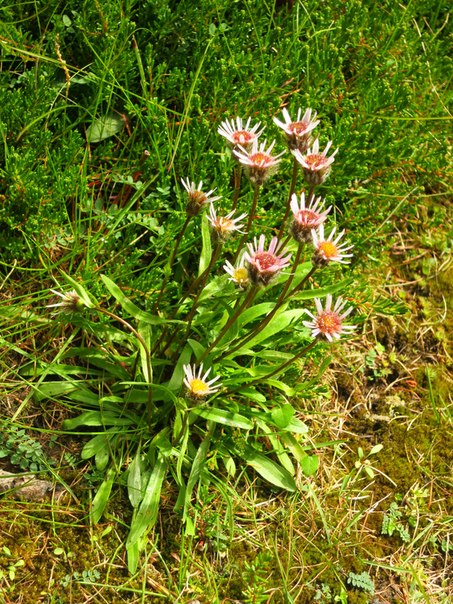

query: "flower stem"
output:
246 339 317 385
232 183 260 264
199 284 259 364
96 307 153 424
153 214 191 314
182 240 223 333
287 265 317 298
214 244 304 362
231 165 242 211
277 156 299 240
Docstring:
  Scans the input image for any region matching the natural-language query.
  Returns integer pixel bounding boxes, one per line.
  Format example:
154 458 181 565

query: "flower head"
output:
303 295 356 342
244 235 292 286
183 363 221 399
312 225 353 266
291 139 338 185
181 178 221 216
273 107 319 152
47 289 88 313
234 139 285 186
223 255 249 288
218 117 264 151
207 204 247 242
289 192 332 243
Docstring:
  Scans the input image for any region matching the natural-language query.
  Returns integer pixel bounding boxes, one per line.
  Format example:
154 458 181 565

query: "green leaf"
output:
63 411 133 429
192 407 253 430
242 447 296 492
127 452 144 509
292 278 354 301
138 321 152 383
100 275 167 325
81 432 114 460
91 468 115 523
127 455 167 546
86 114 124 143
198 210 212 276
226 308 306 355
182 422 215 519
300 454 319 477
271 403 295 429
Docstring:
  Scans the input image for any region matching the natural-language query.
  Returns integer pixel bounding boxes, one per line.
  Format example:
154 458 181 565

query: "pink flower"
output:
303 295 356 342
207 205 247 241
181 178 221 216
289 192 332 243
273 107 319 152
183 363 221 398
312 225 353 266
244 235 292 286
234 139 285 186
291 139 338 185
218 117 264 150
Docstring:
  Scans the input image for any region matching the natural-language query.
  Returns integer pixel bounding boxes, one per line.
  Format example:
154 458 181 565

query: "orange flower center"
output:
317 311 341 334
233 130 255 145
288 120 309 135
305 153 326 170
189 379 209 396
318 241 338 258
190 191 207 205
298 209 318 223
249 152 272 166
255 251 277 270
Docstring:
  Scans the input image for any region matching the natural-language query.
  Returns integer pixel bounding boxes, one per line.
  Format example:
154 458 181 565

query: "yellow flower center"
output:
318 241 338 258
234 267 249 284
189 379 210 396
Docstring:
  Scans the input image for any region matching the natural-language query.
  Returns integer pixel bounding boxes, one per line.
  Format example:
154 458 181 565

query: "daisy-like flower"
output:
207 204 247 242
303 294 356 342
289 192 332 243
183 363 221 399
181 178 221 216
234 139 285 186
47 289 88 313
223 255 249 288
218 117 264 151
273 107 320 152
244 235 292 286
311 225 353 267
291 139 338 185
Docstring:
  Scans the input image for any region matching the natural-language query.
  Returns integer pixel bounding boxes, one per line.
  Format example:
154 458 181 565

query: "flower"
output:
223 255 249 288
183 363 221 398
233 139 285 186
312 225 353 266
244 235 292 286
273 107 319 152
303 294 356 341
207 204 247 242
291 139 338 185
289 192 332 243
47 289 88 313
218 117 264 150
181 178 221 216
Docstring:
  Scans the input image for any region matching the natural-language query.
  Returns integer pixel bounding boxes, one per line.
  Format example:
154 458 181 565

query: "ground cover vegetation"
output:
0 0 451 602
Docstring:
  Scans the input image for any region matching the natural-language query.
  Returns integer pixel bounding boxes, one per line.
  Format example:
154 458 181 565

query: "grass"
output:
1 0 452 602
